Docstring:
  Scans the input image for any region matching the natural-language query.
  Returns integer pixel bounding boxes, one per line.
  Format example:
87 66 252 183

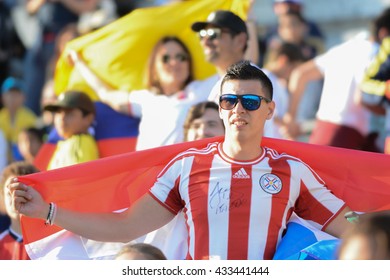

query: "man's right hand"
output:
7 178 49 220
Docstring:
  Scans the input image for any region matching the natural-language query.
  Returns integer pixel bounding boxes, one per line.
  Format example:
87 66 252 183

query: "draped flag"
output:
19 137 390 259
54 0 250 100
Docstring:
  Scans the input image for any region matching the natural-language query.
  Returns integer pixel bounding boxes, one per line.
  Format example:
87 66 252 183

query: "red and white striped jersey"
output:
149 141 346 260
0 227 29 260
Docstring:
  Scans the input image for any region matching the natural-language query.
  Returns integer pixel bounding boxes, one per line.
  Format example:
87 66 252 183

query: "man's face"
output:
154 40 190 92
186 108 225 141
54 108 93 139
198 24 241 65
219 79 274 142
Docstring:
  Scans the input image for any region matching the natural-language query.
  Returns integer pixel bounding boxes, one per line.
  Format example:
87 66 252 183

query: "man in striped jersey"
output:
9 61 354 260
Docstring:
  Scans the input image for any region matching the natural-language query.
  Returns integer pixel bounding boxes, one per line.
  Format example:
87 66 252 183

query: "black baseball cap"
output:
44 90 96 115
191 10 248 35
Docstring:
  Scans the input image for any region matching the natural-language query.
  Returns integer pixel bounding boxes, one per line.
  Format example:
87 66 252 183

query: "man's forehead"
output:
221 79 263 94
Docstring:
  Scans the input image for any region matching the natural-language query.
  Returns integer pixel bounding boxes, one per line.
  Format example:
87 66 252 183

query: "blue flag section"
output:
273 215 340 260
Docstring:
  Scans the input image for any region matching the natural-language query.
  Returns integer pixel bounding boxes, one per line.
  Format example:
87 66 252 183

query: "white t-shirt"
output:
314 37 376 135
129 80 210 150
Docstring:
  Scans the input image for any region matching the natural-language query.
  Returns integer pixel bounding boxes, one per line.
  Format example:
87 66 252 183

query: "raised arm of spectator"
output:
60 0 99 15
244 0 259 64
26 0 46 14
68 50 132 115
8 178 175 243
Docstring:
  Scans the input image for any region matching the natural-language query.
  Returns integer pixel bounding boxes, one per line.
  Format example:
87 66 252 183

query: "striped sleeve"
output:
149 157 184 214
288 156 345 228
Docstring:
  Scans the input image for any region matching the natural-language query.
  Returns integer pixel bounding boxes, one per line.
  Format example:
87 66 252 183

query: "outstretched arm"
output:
68 50 133 115
9 178 175 243
323 206 354 238
244 0 259 64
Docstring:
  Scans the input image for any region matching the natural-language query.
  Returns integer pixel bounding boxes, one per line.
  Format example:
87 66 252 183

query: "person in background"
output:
115 243 167 260
270 10 319 61
8 61 355 260
0 161 39 260
338 212 390 260
282 8 386 151
192 8 280 139
260 0 324 66
23 0 100 115
0 77 37 162
262 42 305 137
69 36 210 151
183 101 224 142
17 127 44 164
43 90 98 170
360 7 390 154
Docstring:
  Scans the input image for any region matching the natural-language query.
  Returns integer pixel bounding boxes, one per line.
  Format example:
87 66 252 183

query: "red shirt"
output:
0 228 30 260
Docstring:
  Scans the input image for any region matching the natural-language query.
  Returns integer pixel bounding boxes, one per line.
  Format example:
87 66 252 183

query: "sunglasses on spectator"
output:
198 28 234 41
219 94 271 111
162 53 188 64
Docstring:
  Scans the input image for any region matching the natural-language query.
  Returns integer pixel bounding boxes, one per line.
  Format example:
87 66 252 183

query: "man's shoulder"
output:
264 146 306 164
174 140 220 160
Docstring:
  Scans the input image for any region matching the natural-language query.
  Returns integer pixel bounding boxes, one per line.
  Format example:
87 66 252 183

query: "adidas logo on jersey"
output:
232 168 250 179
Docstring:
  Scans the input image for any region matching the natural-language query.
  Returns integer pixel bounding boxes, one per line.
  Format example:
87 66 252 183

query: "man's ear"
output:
219 107 224 119
266 101 275 120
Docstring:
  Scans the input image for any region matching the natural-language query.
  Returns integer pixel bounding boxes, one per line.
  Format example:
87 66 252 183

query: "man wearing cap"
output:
191 9 282 139
191 10 250 102
43 90 99 170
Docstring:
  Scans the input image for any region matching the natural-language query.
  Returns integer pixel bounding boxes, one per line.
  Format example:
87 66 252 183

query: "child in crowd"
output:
43 90 99 170
17 127 44 164
183 101 224 142
0 161 39 259
0 77 37 162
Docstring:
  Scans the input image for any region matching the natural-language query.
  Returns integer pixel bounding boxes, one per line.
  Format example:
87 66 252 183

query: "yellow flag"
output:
54 0 249 100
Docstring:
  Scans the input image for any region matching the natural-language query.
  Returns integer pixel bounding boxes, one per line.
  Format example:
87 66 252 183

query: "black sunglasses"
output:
219 94 271 111
199 28 228 41
162 53 188 64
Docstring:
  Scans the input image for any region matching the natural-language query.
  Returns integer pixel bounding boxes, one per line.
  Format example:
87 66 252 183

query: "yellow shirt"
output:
0 107 37 143
47 134 99 170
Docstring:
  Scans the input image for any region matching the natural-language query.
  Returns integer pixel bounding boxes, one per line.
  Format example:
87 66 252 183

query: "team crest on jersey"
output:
259 173 282 194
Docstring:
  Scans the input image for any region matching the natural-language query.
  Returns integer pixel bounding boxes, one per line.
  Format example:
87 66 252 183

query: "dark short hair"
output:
183 101 221 141
0 161 39 192
220 60 273 100
21 127 45 144
266 42 305 64
373 7 390 42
